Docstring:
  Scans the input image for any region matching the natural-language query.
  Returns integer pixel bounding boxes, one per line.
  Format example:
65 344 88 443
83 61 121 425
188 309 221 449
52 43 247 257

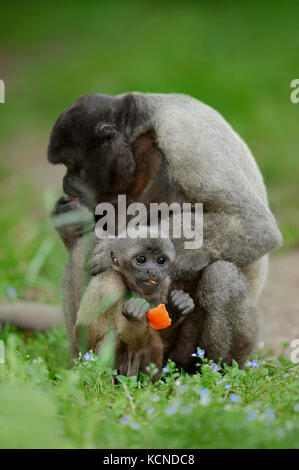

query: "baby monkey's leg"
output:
76 272 162 378
75 271 126 352
118 297 164 379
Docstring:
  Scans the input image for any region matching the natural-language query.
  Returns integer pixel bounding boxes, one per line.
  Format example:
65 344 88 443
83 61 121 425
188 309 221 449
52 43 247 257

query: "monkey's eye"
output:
136 255 146 265
95 123 117 138
68 162 79 171
157 256 166 266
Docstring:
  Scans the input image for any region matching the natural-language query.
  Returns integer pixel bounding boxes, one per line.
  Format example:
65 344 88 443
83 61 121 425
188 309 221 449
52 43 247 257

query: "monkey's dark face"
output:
128 250 170 293
48 94 140 209
111 237 174 295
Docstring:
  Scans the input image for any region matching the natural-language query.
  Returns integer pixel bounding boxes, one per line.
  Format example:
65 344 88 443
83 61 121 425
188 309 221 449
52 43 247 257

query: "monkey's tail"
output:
0 302 63 331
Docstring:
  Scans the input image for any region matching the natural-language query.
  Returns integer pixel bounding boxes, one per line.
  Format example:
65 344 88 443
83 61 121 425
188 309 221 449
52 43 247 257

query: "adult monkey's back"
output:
47 92 282 369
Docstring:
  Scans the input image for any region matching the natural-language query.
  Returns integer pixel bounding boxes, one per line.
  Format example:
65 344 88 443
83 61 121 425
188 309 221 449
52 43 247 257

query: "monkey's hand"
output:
51 196 94 250
167 289 194 323
122 297 151 322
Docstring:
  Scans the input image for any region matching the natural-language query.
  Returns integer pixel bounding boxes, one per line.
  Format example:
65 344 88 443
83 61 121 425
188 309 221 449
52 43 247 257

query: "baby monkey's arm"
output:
166 289 194 328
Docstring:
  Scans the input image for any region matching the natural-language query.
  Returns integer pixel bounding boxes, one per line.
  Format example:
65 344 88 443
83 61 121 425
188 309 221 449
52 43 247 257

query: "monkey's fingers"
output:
131 297 150 309
122 298 149 321
181 304 194 316
133 299 151 316
140 302 151 315
172 293 191 306
173 296 194 314
170 289 188 303
170 289 182 299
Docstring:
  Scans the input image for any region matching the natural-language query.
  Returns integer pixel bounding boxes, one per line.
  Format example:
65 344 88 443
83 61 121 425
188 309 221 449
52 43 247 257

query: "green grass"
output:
0 0 299 449
0 329 298 449
0 178 66 303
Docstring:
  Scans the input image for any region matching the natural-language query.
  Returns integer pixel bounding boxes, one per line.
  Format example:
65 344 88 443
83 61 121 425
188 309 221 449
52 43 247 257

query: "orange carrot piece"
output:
146 304 172 330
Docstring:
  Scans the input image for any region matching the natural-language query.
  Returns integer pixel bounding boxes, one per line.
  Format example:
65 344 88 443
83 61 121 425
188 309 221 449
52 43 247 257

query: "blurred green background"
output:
0 0 298 303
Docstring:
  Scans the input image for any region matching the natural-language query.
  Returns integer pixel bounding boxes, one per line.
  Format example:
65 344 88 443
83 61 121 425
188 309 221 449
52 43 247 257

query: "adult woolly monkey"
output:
0 93 282 370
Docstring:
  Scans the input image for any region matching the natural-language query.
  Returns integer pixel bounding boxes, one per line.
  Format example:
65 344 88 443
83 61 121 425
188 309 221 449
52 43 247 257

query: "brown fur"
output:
75 235 178 379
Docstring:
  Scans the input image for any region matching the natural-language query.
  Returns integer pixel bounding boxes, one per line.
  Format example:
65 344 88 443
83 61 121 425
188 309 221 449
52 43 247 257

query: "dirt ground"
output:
259 251 299 359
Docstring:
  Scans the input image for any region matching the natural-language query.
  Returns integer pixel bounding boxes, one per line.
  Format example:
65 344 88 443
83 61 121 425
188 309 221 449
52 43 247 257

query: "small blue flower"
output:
283 373 289 377
265 409 275 421
120 417 129 424
248 411 257 420
198 388 210 397
147 407 155 415
181 405 192 415
151 394 159 402
165 405 178 416
177 384 188 395
276 428 285 438
245 361 252 367
265 375 270 379
251 360 259 368
130 422 140 430
192 348 205 358
225 384 231 390
162 366 169 373
84 352 93 361
7 287 17 299
229 394 241 403
211 364 219 372
198 388 211 406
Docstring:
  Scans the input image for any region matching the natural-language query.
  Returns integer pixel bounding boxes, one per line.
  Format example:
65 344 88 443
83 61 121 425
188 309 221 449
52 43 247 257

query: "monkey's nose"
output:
147 269 156 277
146 269 159 283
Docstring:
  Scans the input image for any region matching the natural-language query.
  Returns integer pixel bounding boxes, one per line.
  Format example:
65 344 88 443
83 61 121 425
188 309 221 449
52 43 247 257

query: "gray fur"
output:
0 92 281 371
76 234 183 379
53 92 281 369
197 260 258 367
129 92 282 272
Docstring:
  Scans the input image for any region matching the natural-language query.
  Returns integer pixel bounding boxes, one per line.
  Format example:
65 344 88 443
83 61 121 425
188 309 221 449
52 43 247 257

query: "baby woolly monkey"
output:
76 228 194 379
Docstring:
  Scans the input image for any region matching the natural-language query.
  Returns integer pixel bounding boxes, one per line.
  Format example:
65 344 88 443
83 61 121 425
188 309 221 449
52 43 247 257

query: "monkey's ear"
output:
132 130 161 195
95 123 117 139
95 122 136 193
111 250 119 267
133 131 155 156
